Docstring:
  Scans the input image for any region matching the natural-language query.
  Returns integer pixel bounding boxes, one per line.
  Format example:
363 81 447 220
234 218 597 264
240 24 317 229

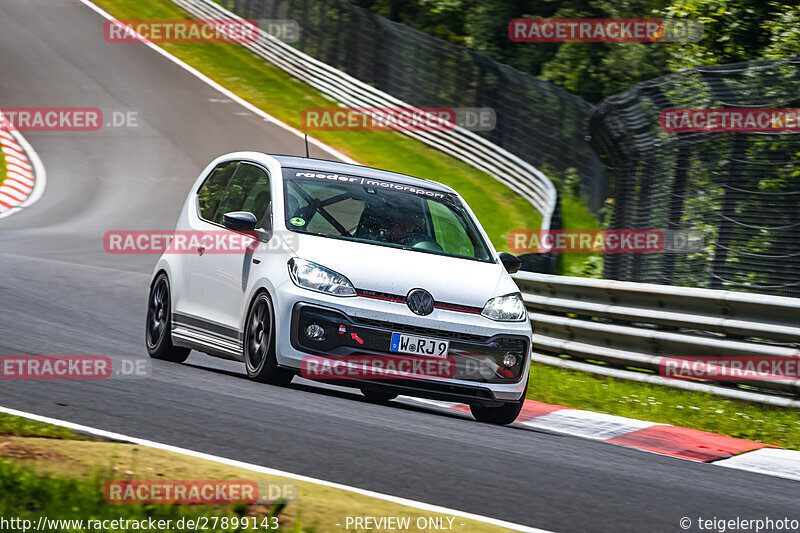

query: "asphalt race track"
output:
0 1 796 531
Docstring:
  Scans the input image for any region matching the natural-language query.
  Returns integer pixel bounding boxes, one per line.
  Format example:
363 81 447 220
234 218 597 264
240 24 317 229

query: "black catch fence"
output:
589 58 800 297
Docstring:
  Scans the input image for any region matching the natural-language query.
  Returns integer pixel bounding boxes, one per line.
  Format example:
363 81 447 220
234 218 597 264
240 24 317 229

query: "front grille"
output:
352 316 488 343
357 289 405 302
356 289 483 314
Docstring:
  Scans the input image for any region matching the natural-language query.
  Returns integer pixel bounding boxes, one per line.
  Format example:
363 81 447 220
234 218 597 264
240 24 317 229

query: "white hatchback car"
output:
147 153 532 424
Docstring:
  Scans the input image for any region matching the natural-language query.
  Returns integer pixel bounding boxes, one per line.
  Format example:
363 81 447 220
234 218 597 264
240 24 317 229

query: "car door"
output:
186 161 273 346
174 159 238 326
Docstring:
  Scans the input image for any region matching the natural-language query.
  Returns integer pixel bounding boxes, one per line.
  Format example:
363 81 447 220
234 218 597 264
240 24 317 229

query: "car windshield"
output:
282 168 492 262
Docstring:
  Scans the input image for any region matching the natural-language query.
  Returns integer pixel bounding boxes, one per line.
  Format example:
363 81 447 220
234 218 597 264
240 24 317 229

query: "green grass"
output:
0 416 512 533
0 142 6 187
92 0 541 252
0 414 89 441
0 459 294 533
527 363 800 450
557 194 602 276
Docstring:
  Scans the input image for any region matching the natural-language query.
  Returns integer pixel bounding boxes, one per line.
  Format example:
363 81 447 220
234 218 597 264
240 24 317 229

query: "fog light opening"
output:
305 324 326 341
502 352 519 368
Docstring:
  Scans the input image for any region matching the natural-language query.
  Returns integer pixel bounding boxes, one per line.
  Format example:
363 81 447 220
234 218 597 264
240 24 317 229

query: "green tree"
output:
760 3 800 59
661 0 779 70
348 0 800 101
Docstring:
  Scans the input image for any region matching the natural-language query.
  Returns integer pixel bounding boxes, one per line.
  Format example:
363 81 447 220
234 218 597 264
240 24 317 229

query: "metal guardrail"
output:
171 0 557 229
514 271 800 407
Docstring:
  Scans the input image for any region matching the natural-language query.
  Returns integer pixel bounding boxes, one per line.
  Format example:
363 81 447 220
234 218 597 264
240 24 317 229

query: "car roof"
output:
272 155 456 194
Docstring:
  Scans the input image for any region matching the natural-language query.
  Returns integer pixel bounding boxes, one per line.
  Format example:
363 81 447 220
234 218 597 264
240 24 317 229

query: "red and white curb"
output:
402 397 800 481
0 115 46 219
715 448 800 482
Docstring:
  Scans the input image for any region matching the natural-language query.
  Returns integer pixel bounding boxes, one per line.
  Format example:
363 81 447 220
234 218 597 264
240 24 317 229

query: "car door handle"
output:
197 235 211 255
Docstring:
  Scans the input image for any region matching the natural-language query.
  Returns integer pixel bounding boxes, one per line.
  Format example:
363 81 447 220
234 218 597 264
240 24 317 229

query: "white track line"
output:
78 0 357 165
0 405 552 533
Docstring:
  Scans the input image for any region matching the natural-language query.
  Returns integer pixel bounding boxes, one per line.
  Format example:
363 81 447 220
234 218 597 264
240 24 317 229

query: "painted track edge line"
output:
76 0 357 165
0 405 553 533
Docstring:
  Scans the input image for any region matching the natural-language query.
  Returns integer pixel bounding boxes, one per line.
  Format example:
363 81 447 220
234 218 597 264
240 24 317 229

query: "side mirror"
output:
498 252 522 274
223 211 257 232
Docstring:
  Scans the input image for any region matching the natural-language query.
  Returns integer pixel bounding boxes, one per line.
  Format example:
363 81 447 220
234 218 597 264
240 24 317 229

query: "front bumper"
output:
272 282 532 404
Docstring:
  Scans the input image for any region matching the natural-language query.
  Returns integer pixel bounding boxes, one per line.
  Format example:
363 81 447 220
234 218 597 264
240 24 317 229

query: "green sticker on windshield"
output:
290 217 305 226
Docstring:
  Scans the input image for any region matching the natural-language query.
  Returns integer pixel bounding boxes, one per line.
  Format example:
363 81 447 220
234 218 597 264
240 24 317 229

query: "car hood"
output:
285 233 513 307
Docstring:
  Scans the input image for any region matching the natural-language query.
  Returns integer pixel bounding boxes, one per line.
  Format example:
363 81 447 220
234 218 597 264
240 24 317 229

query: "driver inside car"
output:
386 209 426 245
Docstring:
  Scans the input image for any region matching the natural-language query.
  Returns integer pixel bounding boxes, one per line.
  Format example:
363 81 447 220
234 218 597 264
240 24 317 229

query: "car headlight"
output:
288 258 356 297
481 293 527 322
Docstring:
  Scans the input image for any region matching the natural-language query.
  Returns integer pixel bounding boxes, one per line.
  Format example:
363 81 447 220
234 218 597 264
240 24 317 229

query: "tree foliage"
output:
350 0 800 102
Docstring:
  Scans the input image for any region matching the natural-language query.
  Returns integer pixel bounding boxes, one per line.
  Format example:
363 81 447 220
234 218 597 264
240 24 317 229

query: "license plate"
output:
389 332 449 357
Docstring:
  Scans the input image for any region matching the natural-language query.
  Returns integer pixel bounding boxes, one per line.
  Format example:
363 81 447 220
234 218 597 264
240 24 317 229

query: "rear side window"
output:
197 161 238 221
213 163 272 228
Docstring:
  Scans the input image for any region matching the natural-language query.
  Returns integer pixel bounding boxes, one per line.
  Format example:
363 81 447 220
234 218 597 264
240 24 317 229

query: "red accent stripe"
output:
357 292 405 303
0 198 13 208
434 304 481 314
607 425 769 462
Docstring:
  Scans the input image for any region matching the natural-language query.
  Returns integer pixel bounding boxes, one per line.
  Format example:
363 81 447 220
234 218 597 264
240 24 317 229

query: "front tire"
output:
146 274 190 363
244 292 293 385
470 383 527 425
470 401 524 425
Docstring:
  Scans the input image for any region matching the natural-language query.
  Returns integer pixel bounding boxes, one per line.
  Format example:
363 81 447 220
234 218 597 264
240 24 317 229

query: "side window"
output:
214 164 272 228
197 161 238 222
